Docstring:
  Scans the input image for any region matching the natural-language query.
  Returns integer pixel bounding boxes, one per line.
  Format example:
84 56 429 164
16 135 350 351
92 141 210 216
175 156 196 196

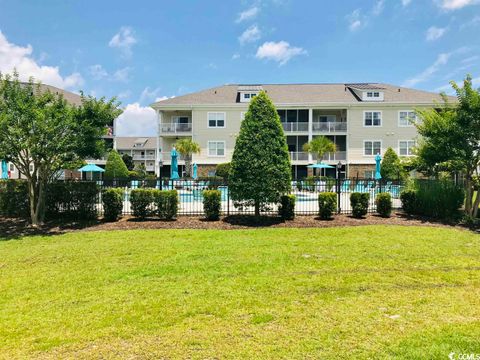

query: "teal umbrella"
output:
170 148 180 179
1 160 8 179
78 163 105 181
307 162 334 177
192 162 198 179
375 153 382 180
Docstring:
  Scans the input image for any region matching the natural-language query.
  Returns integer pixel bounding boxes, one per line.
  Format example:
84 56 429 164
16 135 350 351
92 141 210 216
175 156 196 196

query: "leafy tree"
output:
230 91 291 215
0 72 121 225
215 162 231 180
104 150 129 179
303 136 336 162
381 147 406 180
415 75 480 217
122 153 134 171
174 138 200 178
134 163 147 179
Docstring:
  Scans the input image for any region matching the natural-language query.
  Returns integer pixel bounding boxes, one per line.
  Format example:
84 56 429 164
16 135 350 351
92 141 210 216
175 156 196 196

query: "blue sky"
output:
0 0 479 136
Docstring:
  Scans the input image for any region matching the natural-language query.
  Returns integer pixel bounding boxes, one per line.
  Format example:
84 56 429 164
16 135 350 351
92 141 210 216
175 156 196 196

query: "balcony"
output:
314 151 347 162
289 151 309 161
160 151 185 162
281 122 308 132
132 155 156 161
312 122 347 132
160 122 192 134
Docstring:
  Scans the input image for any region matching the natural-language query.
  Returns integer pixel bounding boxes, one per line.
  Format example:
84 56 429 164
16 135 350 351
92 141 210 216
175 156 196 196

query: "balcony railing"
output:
289 151 309 161
160 122 192 134
132 155 156 161
281 122 308 132
160 151 185 162
312 122 347 132
314 151 347 162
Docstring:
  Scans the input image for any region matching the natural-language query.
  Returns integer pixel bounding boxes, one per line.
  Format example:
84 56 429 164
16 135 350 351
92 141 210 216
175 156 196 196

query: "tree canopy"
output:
105 150 129 179
0 72 122 225
174 138 200 178
303 136 336 162
229 91 291 215
381 147 406 180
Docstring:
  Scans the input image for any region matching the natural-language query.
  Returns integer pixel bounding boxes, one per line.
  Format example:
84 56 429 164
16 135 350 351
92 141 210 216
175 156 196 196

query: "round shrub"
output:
350 192 369 218
400 189 417 215
102 188 124 221
130 188 154 219
154 190 178 220
203 190 221 220
376 192 392 218
279 194 295 220
318 192 337 220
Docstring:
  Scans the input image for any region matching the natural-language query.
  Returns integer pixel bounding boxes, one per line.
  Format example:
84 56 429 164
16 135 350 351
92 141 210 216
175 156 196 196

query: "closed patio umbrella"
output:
1 160 8 179
375 154 382 180
170 148 180 180
192 162 198 179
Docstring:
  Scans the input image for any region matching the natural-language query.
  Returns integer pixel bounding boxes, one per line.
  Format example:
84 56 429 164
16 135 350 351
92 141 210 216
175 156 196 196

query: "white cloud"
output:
402 53 452 87
460 15 480 29
255 41 306 65
232 53 241 60
239 25 261 44
346 9 364 31
112 67 131 82
89 64 108 80
434 76 480 93
437 0 480 10
115 103 157 136
117 90 132 99
426 26 448 41
402 0 412 6
236 6 259 23
461 55 479 64
108 26 137 57
138 86 163 104
0 30 84 90
372 0 385 15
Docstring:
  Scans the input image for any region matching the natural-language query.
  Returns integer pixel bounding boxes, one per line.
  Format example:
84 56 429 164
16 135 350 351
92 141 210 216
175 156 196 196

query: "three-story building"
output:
151 83 447 179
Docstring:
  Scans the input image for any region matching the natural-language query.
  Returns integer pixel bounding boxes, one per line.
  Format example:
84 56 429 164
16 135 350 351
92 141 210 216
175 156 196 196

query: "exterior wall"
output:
348 164 376 178
197 164 217 178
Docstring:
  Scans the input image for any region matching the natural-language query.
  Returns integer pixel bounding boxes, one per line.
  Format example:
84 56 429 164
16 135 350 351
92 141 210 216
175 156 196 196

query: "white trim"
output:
363 110 382 127
398 110 416 127
207 140 226 157
398 139 416 157
207 112 226 128
363 139 382 156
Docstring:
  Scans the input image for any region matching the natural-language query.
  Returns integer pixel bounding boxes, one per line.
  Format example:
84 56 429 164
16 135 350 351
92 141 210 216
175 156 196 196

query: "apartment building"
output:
114 137 158 174
150 83 448 179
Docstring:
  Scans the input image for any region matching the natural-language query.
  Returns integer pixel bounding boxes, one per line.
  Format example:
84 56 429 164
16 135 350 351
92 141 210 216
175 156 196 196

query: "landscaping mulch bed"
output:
1 212 476 240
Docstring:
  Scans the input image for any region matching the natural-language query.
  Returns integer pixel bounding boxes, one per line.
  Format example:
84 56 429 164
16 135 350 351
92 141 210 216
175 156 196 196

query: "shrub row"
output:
127 189 178 220
317 192 393 219
400 179 464 219
0 180 98 220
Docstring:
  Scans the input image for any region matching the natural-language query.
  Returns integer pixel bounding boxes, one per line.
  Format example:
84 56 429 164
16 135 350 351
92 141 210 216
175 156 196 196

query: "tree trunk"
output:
185 156 191 178
465 175 472 216
254 200 260 216
28 179 46 226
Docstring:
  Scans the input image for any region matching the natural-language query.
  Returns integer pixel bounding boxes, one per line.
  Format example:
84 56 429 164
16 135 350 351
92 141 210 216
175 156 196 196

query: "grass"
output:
0 226 479 359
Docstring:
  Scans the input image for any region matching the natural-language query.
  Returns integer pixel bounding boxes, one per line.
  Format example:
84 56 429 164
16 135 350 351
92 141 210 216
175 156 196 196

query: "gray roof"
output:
115 137 157 150
152 83 452 107
33 83 83 106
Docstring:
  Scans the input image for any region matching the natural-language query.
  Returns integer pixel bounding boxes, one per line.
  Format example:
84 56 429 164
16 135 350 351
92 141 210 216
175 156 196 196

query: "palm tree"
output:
174 138 201 178
303 136 336 163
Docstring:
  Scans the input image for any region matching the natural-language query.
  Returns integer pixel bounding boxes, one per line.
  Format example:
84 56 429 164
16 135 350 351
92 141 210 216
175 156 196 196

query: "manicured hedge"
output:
154 190 178 220
130 189 155 219
102 188 124 222
203 190 221 220
279 194 295 220
46 181 98 220
318 192 336 220
376 192 392 218
350 192 369 218
400 189 417 215
0 180 29 218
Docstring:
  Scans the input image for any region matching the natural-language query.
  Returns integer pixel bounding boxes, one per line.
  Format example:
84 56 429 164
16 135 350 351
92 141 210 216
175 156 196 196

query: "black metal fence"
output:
93 178 405 216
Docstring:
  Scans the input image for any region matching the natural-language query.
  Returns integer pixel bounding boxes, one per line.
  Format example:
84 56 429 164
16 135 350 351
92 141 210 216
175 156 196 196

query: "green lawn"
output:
0 226 479 359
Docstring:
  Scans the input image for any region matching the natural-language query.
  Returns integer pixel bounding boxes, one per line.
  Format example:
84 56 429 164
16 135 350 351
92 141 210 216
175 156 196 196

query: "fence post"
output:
227 179 230 217
336 177 341 214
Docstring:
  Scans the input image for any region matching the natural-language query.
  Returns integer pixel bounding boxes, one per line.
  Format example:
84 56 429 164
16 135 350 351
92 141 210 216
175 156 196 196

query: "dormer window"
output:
238 85 263 103
240 92 258 102
363 91 384 101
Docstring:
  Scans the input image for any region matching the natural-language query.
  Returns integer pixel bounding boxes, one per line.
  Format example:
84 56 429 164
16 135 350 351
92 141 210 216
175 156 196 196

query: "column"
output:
308 108 313 163
155 110 162 176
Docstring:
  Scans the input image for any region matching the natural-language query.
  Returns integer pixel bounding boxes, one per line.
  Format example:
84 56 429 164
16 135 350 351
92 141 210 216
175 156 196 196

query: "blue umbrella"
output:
1 160 8 179
170 148 180 179
192 162 198 179
78 163 105 181
307 163 334 177
375 153 382 180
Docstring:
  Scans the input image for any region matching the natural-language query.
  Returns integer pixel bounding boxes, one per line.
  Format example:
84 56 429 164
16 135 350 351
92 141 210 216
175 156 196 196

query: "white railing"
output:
289 151 309 161
281 122 309 132
160 122 192 133
132 155 156 161
313 151 347 162
312 122 347 132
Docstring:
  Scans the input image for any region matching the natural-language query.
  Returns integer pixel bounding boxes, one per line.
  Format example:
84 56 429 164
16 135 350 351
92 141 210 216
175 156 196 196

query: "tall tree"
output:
230 91 291 216
104 150 129 179
303 136 336 162
174 138 200 178
0 72 122 225
415 75 480 217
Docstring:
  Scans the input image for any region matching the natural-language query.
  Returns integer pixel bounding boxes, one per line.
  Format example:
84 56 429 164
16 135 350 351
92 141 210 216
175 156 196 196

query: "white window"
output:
208 112 225 128
398 111 416 127
399 140 416 156
364 111 382 126
208 141 225 157
244 93 250 99
364 140 382 156
373 92 380 97
367 92 373 97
